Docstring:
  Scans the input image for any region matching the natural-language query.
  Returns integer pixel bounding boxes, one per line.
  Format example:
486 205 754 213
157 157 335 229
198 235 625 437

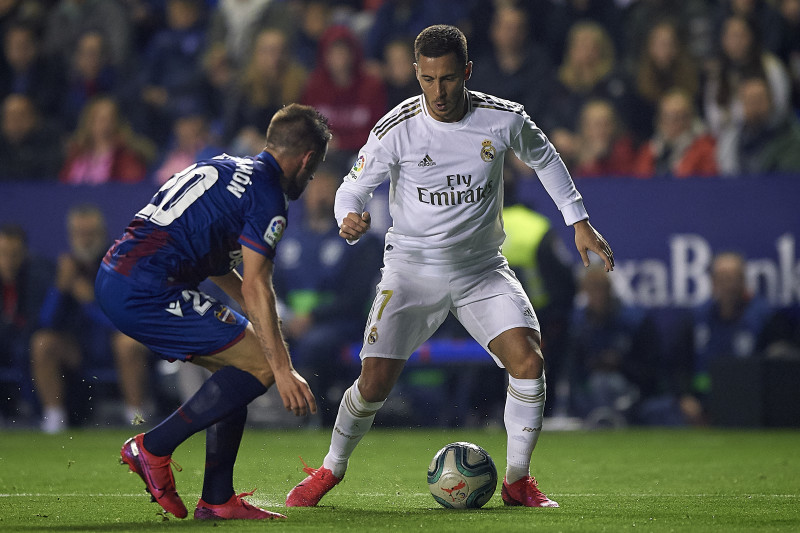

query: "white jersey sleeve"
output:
334 134 397 227
511 112 588 226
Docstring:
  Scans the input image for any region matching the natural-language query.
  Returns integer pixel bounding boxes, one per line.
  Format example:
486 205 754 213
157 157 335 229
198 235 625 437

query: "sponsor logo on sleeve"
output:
264 216 287 248
347 154 366 181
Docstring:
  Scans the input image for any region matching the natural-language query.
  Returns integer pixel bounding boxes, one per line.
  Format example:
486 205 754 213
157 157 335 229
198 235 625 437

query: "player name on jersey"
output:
225 158 255 199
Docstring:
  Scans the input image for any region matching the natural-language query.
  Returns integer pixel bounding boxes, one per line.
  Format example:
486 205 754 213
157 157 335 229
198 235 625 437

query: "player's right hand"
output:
339 211 371 242
274 368 317 417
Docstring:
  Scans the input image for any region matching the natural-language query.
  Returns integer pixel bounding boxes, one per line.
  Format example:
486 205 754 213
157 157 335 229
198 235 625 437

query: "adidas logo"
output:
418 154 436 167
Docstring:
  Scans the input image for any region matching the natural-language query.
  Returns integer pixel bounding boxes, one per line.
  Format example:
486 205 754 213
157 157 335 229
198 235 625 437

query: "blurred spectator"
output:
272 164 383 425
0 0 48 43
380 38 417 109
301 24 386 157
0 21 61 117
716 76 800 175
622 0 714 70
199 43 236 130
565 265 662 427
122 0 166 54
59 96 155 184
467 2 552 121
30 204 153 433
0 93 62 181
290 0 332 70
153 112 221 185
711 0 785 58
136 0 210 145
207 0 296 67
703 15 792 136
501 175 577 416
59 30 121 131
569 99 638 178
633 89 719 178
362 0 461 64
632 19 700 137
671 252 777 426
538 0 625 67
223 27 308 155
774 0 800 112
0 223 53 420
42 0 132 67
542 21 643 155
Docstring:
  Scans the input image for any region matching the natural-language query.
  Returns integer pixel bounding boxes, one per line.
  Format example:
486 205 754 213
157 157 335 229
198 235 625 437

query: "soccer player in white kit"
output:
287 24 614 508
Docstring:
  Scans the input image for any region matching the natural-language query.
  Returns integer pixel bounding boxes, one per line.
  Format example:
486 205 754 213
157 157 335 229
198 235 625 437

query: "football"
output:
427 441 498 509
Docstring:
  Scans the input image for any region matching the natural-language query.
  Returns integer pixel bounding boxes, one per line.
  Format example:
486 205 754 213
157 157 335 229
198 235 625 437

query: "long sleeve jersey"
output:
334 90 588 267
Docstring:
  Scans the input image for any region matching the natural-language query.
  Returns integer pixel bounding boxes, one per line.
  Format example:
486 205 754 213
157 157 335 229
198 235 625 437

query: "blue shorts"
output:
95 267 248 361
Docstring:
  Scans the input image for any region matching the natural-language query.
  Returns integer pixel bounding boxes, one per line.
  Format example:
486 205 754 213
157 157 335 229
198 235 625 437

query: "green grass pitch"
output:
1 427 798 532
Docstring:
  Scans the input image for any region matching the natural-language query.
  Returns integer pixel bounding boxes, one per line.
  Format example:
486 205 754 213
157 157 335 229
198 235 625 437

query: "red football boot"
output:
501 476 560 507
120 433 188 518
285 458 342 507
194 490 287 520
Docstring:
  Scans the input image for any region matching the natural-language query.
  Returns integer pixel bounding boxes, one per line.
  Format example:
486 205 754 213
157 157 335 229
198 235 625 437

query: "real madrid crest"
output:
480 139 496 162
367 326 379 345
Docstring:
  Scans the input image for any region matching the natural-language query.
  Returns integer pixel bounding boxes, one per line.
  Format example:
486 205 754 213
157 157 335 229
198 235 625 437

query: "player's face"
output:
286 148 325 201
415 53 472 123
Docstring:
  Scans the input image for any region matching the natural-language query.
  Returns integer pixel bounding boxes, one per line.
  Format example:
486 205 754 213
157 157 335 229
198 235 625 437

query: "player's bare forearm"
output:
240 247 317 415
339 211 371 242
240 267 292 374
573 219 614 272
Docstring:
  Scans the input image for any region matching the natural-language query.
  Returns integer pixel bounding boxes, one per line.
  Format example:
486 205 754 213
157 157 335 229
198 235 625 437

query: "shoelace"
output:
235 489 257 508
298 456 318 476
523 477 551 502
168 458 183 473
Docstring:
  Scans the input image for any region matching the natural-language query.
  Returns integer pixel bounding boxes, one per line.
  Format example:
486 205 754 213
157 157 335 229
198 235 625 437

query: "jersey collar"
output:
420 90 473 130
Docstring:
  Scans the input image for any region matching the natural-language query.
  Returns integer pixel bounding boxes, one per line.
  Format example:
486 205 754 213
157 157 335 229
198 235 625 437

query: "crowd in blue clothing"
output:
1 0 800 431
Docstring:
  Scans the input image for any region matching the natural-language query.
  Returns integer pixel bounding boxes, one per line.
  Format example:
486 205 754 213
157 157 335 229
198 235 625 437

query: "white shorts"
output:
358 255 539 367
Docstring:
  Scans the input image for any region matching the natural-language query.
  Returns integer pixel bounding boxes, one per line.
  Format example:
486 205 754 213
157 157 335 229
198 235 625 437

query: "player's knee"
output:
506 353 544 380
356 376 392 403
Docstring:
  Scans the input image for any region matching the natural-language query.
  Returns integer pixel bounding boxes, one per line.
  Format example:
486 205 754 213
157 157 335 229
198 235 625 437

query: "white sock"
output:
322 379 385 478
504 374 546 484
41 406 67 434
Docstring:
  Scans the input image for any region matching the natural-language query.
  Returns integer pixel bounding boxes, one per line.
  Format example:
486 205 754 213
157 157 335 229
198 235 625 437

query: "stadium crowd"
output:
1 0 800 432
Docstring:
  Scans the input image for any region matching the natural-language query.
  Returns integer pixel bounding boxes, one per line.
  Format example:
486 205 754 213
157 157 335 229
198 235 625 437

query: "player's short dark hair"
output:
266 104 332 156
414 25 468 66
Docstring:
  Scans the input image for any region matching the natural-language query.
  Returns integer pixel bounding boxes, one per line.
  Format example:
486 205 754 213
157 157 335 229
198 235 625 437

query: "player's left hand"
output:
573 219 614 272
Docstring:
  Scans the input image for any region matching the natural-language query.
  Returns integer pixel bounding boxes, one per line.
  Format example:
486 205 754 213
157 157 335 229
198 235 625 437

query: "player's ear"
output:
464 61 473 81
300 150 315 170
413 62 418 77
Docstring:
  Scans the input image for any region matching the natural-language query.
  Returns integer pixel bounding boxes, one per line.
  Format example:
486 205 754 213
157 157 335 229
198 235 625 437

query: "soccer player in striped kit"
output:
287 25 614 509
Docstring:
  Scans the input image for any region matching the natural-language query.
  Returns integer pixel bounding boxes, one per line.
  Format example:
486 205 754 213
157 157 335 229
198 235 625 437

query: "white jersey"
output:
334 90 588 266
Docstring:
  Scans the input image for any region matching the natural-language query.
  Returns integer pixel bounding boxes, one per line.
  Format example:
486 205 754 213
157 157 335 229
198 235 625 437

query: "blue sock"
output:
201 405 247 505
143 366 267 457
